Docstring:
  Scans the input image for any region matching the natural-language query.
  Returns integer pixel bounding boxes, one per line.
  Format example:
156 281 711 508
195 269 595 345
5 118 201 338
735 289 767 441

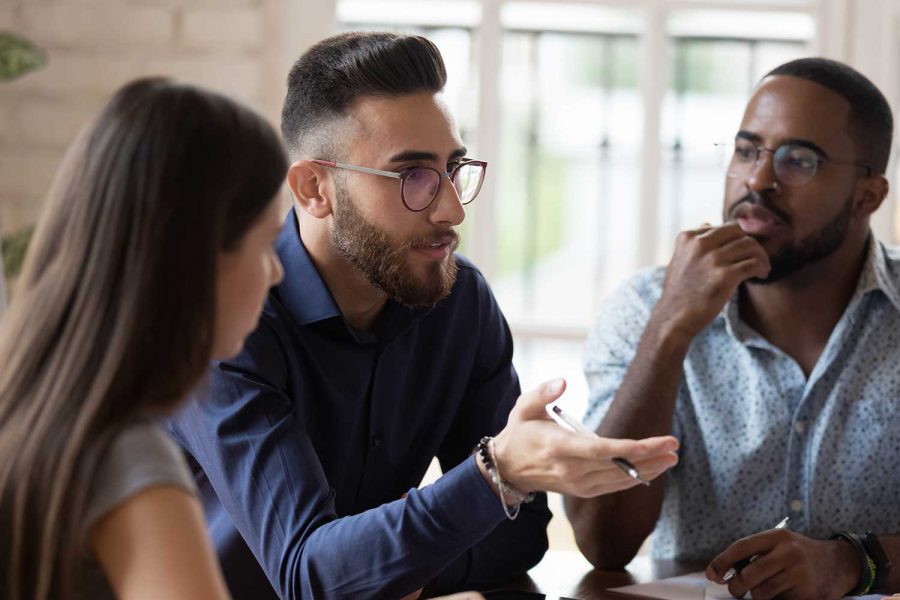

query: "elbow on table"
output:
566 501 640 570
574 534 637 570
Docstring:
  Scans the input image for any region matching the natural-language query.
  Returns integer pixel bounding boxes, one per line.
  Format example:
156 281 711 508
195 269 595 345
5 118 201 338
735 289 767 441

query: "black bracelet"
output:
861 532 892 592
831 532 876 595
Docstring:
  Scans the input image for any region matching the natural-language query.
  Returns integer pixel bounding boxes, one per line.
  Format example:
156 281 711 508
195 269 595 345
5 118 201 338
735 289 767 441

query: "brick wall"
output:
0 0 331 239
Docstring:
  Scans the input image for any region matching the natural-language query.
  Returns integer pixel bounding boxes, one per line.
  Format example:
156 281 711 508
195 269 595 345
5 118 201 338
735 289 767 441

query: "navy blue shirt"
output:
169 211 550 599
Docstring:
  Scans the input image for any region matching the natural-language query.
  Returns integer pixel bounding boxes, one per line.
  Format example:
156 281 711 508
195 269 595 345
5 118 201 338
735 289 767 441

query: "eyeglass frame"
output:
714 141 873 187
310 158 488 212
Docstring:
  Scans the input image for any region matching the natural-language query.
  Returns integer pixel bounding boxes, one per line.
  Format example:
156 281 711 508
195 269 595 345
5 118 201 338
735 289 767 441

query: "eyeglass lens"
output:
402 163 485 210
724 141 819 186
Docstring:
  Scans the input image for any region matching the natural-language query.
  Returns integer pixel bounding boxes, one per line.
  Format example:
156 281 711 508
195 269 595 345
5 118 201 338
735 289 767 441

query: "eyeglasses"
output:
715 140 872 187
311 159 488 212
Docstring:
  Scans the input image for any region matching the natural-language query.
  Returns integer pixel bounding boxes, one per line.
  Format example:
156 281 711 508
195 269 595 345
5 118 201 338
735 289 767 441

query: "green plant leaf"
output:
0 31 47 81
2 226 34 279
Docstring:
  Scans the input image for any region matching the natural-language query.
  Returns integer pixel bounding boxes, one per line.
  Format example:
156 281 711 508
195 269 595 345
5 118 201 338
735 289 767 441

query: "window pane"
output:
494 29 642 328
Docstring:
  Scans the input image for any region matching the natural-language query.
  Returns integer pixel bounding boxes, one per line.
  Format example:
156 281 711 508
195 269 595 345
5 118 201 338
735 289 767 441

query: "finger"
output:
581 470 638 497
685 222 715 236
562 434 680 462
587 463 676 496
708 532 782 580
726 557 787 600
748 568 794 600
696 222 747 245
626 451 680 479
512 378 567 421
736 549 790 597
577 451 678 496
714 235 767 265
726 255 771 281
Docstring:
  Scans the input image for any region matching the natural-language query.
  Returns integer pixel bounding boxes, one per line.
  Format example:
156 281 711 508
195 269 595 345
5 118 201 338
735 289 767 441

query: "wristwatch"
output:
831 531 892 594
861 531 892 592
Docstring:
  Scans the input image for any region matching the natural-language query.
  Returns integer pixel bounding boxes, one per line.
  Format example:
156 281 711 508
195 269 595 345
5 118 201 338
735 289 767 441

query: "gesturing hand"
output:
706 530 860 600
489 379 680 498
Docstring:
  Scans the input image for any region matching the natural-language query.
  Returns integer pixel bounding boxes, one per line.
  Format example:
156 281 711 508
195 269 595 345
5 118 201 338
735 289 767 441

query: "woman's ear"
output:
287 160 334 219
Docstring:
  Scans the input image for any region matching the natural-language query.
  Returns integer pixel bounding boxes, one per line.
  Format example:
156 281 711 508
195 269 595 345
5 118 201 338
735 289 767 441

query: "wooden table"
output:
484 550 705 600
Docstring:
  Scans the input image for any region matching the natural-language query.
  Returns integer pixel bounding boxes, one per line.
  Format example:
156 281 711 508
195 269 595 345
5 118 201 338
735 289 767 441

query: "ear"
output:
287 160 335 219
853 175 889 220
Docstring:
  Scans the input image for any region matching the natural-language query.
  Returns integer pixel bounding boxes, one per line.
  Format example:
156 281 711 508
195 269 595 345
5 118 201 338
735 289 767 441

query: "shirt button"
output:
371 435 382 448
790 499 803 512
794 421 806 434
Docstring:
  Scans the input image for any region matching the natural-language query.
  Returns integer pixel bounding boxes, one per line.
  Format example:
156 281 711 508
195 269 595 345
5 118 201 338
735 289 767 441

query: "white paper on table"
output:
610 572 885 600
609 572 722 600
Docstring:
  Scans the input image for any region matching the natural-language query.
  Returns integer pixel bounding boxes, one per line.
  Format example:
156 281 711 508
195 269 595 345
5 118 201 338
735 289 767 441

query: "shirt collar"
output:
273 208 341 326
272 208 436 340
856 234 900 314
721 233 900 343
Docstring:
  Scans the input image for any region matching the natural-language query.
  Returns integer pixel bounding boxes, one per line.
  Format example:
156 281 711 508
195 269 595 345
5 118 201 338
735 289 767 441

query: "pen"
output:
547 404 651 486
722 516 791 582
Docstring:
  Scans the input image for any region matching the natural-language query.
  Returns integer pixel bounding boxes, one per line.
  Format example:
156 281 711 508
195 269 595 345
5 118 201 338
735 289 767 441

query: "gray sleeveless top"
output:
81 422 197 598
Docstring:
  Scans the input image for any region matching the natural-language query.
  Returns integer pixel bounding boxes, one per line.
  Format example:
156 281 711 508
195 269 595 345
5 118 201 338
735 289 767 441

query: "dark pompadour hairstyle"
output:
281 31 448 158
766 57 894 175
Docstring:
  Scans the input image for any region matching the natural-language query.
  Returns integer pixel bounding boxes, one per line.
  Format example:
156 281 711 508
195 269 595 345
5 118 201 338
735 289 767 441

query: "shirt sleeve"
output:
582 270 661 431
431 268 552 593
169 313 509 600
85 422 197 528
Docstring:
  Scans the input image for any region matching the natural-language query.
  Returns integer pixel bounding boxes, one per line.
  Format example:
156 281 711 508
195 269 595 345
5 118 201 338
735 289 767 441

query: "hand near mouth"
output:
730 203 785 237
653 222 772 341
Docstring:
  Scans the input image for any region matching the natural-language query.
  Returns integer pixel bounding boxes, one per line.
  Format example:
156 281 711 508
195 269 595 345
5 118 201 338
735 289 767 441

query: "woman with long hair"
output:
0 74 489 600
0 77 288 600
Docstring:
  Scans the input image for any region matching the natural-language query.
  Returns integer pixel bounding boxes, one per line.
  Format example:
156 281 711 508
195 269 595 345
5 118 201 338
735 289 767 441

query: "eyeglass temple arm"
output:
310 159 401 179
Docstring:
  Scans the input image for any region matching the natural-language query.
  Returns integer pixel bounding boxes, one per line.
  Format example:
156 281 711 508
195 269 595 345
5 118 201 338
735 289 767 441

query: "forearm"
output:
874 534 900 593
597 310 692 439
281 457 506 599
567 311 692 568
425 493 550 594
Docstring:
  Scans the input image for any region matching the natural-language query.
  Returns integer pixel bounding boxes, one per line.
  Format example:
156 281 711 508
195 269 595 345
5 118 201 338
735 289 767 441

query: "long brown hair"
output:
0 77 287 599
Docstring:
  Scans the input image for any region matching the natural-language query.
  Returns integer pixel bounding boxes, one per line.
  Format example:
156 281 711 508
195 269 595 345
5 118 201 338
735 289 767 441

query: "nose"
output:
745 147 778 193
429 175 465 227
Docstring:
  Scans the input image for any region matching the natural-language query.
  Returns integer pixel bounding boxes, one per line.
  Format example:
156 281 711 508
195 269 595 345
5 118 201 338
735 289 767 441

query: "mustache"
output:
728 191 791 225
404 230 460 250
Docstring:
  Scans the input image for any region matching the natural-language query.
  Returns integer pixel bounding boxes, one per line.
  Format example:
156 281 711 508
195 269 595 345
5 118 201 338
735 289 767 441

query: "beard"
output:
331 182 458 308
737 192 854 284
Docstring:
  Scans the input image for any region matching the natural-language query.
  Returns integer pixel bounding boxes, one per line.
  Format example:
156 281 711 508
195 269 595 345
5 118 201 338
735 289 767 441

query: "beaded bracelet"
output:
475 436 535 520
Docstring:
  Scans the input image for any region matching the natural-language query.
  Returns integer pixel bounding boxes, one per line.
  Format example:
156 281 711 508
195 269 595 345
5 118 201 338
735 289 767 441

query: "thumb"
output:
513 378 567 421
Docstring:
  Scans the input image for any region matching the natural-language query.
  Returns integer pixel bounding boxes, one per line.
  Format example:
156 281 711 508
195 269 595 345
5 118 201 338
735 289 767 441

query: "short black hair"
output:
281 32 447 159
765 57 893 175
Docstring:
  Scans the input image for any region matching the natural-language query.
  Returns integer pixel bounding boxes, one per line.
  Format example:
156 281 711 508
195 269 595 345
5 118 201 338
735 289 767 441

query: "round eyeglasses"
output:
715 140 871 187
311 159 488 212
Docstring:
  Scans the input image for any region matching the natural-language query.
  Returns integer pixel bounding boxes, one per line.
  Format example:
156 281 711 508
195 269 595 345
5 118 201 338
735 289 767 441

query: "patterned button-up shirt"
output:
583 236 900 561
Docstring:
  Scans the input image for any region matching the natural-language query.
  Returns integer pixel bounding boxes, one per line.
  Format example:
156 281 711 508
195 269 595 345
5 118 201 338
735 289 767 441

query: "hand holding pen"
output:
721 517 791 581
548 405 652 486
707 517 860 600
482 378 680 499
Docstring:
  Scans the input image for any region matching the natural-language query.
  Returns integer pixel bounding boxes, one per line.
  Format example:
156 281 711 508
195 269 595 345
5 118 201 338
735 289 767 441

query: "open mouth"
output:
731 204 784 237
411 237 456 261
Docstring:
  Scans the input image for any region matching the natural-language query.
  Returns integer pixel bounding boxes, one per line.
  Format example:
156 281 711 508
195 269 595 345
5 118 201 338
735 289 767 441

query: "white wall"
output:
0 0 336 241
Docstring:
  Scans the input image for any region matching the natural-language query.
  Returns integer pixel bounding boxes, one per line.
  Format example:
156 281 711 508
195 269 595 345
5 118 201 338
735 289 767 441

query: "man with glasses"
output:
568 57 900 600
169 32 679 600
